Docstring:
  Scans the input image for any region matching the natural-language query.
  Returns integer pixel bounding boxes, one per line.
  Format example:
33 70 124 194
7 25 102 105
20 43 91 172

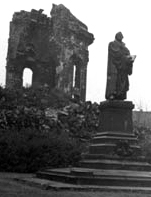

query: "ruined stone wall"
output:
6 9 54 89
6 4 94 101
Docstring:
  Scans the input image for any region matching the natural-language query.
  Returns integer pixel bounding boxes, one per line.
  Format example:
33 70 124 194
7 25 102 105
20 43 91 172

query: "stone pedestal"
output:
36 99 151 188
92 100 138 156
99 100 134 133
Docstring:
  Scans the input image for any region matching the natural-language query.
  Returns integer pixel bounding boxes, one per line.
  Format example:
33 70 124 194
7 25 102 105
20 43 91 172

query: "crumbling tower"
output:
6 4 94 101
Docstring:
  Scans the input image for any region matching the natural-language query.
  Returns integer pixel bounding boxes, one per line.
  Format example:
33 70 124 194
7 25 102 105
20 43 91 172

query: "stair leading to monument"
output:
80 159 151 171
36 130 151 188
89 143 141 155
37 167 151 187
82 153 146 161
95 131 136 138
91 135 138 144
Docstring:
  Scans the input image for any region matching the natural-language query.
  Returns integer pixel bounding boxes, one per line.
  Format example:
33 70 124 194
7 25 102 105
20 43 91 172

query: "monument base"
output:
89 100 138 156
99 100 134 133
36 100 151 188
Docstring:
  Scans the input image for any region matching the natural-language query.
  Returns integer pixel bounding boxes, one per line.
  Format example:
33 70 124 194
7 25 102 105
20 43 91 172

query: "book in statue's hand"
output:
131 55 136 61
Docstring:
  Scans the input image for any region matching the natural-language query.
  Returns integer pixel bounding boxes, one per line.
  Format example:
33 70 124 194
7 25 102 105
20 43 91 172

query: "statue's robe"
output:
105 40 133 100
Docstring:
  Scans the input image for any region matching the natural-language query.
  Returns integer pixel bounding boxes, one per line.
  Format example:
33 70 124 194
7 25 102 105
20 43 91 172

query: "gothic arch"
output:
69 54 84 101
23 68 33 87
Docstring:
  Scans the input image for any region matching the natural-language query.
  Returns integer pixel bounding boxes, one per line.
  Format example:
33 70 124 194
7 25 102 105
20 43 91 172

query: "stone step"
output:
95 131 136 138
91 136 138 145
89 143 141 155
82 153 146 162
36 167 151 187
16 175 151 192
80 159 151 171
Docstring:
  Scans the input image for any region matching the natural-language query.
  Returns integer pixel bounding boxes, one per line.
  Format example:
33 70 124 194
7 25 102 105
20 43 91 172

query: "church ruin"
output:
6 4 94 101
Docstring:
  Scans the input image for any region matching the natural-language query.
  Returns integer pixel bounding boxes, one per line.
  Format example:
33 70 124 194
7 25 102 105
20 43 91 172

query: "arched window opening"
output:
72 65 76 88
72 64 81 100
23 68 33 87
70 55 82 100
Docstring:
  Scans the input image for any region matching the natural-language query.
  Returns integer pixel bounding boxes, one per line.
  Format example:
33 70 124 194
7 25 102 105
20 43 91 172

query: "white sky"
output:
0 0 151 110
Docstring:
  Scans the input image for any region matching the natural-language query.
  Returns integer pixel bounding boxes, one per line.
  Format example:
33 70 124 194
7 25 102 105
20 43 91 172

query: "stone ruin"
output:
6 4 94 101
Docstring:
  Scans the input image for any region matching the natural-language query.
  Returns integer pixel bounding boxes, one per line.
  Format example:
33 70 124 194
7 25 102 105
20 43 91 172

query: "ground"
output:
0 173 151 197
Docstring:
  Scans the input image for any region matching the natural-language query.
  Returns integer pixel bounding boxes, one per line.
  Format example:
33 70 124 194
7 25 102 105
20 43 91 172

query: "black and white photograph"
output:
0 0 151 196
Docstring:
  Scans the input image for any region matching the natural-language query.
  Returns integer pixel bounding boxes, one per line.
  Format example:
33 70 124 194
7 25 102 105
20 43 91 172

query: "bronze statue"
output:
105 32 136 100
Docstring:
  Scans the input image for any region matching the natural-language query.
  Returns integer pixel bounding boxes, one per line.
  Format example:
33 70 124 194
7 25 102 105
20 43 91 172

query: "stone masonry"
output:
6 4 94 101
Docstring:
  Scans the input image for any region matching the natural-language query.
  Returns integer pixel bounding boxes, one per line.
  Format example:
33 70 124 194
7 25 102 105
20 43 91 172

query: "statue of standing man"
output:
105 32 136 100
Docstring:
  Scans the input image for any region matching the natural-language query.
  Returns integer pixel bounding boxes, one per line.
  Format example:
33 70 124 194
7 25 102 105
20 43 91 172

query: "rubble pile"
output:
0 86 100 138
54 101 100 139
0 86 100 172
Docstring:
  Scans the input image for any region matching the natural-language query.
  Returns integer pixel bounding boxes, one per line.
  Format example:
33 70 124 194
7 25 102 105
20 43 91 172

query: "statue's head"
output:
115 32 123 42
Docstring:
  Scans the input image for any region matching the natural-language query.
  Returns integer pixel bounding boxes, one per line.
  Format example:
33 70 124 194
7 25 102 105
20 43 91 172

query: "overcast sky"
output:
0 0 151 110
